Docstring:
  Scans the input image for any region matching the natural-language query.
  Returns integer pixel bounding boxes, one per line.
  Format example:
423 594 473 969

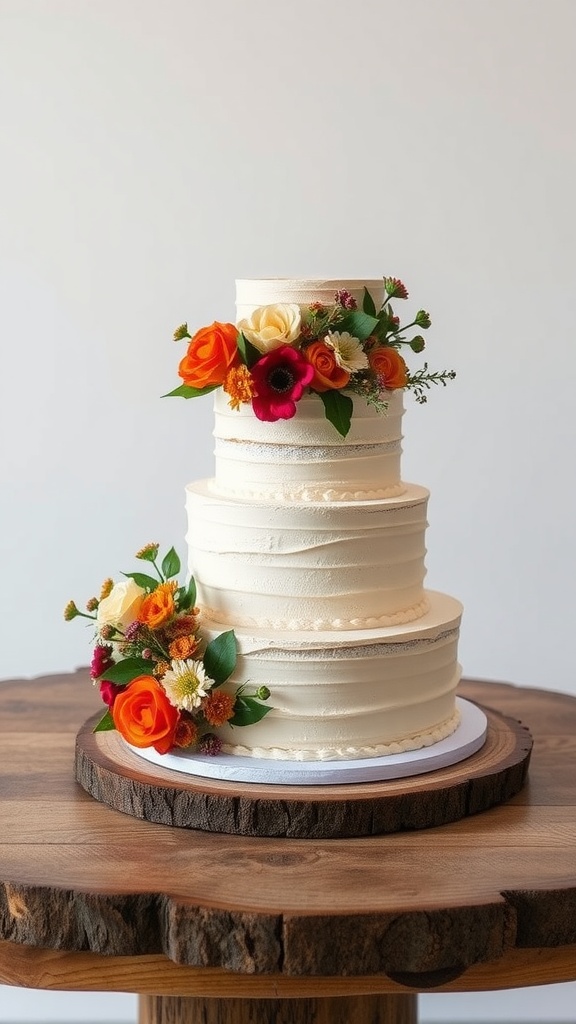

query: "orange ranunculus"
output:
137 582 176 630
178 321 239 389
112 675 179 753
304 340 351 392
368 345 408 389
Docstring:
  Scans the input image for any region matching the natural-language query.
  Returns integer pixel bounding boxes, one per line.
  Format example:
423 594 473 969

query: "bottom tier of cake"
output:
203 590 463 761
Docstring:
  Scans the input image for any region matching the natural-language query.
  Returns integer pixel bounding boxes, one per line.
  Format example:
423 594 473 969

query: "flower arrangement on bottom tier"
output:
64 543 271 755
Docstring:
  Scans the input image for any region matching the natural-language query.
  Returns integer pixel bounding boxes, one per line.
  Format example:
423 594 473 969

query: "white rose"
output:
237 303 302 353
96 579 146 632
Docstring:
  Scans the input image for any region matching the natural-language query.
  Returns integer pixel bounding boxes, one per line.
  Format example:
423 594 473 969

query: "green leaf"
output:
163 383 219 399
97 657 156 684
237 331 261 368
178 575 197 611
362 287 377 317
123 571 158 591
93 710 115 732
161 546 181 579
230 695 273 727
203 630 237 684
318 390 353 438
337 310 379 341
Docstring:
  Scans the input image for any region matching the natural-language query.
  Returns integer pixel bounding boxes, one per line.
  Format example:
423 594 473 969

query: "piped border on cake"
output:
221 707 461 761
200 596 431 632
210 480 408 502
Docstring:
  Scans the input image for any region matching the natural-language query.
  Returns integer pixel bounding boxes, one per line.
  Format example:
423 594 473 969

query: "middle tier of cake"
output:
186 481 430 631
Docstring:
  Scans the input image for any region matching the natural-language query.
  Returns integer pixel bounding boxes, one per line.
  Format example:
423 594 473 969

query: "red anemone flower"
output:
250 345 314 422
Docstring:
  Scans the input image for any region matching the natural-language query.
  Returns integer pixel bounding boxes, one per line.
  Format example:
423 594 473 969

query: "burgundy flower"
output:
99 680 124 707
250 345 314 422
90 644 114 679
334 289 357 310
199 732 223 756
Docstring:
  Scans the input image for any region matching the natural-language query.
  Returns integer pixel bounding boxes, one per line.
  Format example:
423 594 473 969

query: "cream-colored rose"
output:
96 579 145 632
237 303 301 353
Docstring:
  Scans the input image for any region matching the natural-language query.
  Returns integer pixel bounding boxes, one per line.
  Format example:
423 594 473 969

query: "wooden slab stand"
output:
75 702 532 838
6 674 576 1024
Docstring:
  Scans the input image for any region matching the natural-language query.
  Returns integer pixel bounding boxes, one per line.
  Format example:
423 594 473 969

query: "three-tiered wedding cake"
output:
185 279 462 761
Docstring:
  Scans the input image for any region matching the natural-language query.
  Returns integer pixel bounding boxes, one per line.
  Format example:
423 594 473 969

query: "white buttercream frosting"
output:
203 592 463 761
186 482 430 630
222 708 461 761
235 278 385 320
213 390 405 502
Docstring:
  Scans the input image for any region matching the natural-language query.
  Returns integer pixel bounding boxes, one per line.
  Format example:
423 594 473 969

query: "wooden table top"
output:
1 672 576 997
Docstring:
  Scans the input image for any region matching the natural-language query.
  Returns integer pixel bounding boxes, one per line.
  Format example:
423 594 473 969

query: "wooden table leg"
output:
139 993 418 1023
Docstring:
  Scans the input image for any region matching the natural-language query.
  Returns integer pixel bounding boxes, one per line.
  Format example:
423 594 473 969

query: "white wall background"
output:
1 0 575 1020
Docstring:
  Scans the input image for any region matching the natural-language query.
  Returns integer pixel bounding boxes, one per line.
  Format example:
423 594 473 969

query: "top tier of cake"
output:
212 278 406 502
235 278 386 319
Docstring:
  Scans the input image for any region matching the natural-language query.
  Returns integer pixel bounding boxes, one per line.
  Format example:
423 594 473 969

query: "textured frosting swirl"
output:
186 482 430 630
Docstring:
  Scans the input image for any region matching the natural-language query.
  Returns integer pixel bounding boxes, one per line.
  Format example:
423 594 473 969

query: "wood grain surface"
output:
1 671 576 986
138 993 417 1024
74 703 532 838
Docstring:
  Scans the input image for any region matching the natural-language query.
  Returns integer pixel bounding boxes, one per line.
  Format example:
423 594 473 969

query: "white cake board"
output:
129 697 487 787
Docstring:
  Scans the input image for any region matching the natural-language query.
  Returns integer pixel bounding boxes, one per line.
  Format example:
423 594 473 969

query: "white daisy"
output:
325 331 369 373
161 659 212 711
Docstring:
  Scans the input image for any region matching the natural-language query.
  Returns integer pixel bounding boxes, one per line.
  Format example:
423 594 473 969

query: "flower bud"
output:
173 323 190 341
86 597 99 612
256 686 271 701
415 310 431 328
410 336 426 353
135 542 159 562
384 277 409 300
63 600 79 621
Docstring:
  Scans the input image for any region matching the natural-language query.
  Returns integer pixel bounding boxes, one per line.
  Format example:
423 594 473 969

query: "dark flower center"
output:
267 366 295 393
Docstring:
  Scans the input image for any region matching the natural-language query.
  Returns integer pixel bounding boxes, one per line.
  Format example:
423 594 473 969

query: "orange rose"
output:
304 340 351 392
112 675 179 753
368 346 408 389
138 582 176 629
178 322 239 390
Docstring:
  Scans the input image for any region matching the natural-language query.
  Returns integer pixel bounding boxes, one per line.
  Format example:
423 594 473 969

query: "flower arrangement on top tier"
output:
167 277 455 437
64 543 271 755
